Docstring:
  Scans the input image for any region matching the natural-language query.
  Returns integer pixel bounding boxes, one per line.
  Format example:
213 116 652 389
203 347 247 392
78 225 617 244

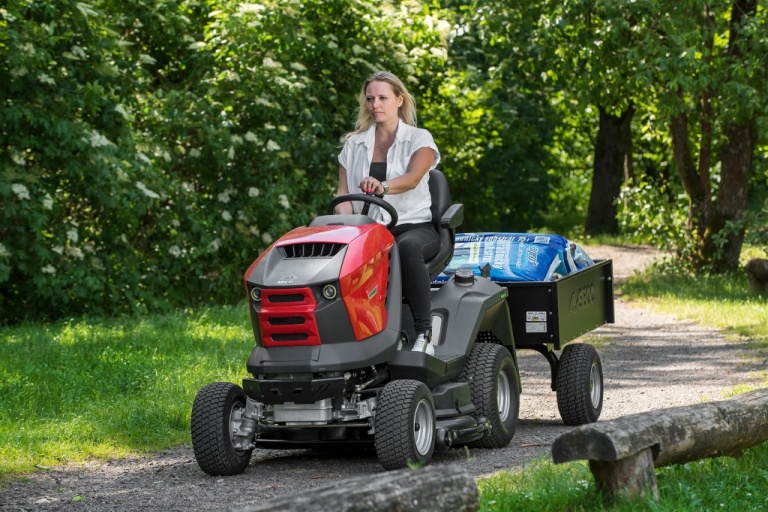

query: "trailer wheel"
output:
556 343 603 426
374 379 436 470
191 382 253 476
462 343 520 448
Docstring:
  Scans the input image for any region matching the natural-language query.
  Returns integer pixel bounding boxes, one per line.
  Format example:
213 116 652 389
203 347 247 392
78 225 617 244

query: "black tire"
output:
191 382 253 476
461 343 520 448
556 343 603 426
374 379 436 470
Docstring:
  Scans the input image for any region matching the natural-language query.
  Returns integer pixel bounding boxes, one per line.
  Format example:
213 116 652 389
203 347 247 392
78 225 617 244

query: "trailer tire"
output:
191 382 253 476
462 343 520 448
375 379 436 470
556 343 603 425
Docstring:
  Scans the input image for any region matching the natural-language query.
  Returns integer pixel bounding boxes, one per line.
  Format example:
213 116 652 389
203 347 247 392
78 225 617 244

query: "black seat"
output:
425 170 464 280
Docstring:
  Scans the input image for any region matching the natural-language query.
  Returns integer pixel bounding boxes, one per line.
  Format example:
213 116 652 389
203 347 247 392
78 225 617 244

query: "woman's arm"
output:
362 147 435 196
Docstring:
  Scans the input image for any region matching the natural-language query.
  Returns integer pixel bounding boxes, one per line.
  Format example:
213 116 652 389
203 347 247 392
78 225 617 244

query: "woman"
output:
336 71 440 354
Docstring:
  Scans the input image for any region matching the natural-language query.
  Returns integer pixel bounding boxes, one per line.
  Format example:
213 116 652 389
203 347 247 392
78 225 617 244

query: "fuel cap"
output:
454 269 475 286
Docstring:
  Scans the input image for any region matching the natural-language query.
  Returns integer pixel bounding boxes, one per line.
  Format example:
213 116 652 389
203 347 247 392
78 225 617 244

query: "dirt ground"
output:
1 244 765 511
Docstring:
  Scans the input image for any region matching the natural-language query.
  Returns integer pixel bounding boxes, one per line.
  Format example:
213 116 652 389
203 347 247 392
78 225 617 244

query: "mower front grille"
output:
282 243 344 259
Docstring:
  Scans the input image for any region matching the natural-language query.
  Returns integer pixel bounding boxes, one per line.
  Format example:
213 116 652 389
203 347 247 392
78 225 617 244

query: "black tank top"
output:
369 161 386 182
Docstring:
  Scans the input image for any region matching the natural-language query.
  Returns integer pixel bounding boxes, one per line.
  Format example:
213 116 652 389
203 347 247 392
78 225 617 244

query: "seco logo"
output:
569 283 596 313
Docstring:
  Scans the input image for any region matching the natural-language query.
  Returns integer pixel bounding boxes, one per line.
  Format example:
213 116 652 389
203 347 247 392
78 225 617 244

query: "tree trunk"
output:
585 104 635 236
703 120 755 271
700 0 757 272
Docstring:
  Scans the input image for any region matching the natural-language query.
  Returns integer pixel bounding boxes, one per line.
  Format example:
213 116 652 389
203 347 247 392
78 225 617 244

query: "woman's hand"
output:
359 177 385 196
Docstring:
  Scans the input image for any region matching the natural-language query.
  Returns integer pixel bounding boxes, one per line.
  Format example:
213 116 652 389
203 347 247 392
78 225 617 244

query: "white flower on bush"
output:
263 57 282 69
114 104 130 120
84 130 113 148
137 152 152 165
136 181 160 199
189 148 201 158
11 152 25 166
182 182 195 193
11 183 30 200
261 232 273 244
248 187 260 198
168 245 182 258
266 140 281 151
250 226 260 235
42 193 54 210
245 131 259 143
41 264 56 274
239 3 265 14
207 239 221 253
37 73 55 85
0 243 9 257
171 219 181 228
221 210 232 221
217 191 230 203
66 246 84 260
228 146 235 160
278 194 290 209
66 228 78 243
52 246 64 255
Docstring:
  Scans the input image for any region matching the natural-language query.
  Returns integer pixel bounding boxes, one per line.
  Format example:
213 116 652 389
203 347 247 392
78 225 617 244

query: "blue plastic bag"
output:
432 233 594 284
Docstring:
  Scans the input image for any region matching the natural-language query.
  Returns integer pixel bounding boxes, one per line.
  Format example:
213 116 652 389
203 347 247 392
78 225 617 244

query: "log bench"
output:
551 388 768 501
232 464 479 512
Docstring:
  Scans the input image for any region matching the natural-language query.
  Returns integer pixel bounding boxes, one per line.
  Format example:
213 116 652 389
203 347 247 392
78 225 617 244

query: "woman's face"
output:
365 80 402 125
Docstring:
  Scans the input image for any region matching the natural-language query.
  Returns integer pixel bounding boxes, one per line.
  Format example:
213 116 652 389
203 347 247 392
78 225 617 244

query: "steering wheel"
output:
328 193 399 230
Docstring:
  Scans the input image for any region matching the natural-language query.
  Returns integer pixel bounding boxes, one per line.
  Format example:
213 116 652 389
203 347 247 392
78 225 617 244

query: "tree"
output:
649 0 766 270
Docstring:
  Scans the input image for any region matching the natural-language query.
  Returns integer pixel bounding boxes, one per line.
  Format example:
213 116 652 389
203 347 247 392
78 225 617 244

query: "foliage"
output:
3 0 768 322
616 179 690 254
0 0 455 323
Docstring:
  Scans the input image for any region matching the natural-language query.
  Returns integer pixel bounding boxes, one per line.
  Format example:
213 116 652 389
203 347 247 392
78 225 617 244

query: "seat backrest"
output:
425 169 457 280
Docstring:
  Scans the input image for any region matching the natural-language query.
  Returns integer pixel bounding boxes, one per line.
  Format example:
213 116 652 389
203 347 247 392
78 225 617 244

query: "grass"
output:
478 443 768 511
479 253 768 511
620 261 768 361
0 305 254 478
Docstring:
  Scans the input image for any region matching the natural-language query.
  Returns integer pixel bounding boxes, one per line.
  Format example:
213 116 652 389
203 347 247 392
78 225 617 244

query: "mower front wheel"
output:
191 382 253 476
374 379 436 470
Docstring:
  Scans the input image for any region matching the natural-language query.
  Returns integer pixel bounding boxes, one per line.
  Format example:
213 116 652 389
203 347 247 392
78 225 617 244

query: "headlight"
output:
250 287 262 302
322 284 337 300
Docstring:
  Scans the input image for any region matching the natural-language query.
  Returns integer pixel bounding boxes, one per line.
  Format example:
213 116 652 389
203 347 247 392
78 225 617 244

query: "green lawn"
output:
0 306 253 477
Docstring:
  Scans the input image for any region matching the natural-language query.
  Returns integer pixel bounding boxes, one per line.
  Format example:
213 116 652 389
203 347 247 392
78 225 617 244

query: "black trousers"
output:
390 222 440 334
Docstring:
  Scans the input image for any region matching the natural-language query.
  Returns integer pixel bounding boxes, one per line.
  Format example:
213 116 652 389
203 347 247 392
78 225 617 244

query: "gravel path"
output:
1 245 764 511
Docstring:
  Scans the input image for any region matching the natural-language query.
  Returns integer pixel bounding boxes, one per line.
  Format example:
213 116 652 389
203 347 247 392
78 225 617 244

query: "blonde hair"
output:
342 71 417 142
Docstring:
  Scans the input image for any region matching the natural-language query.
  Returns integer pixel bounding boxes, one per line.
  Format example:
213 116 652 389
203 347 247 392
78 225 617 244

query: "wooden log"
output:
589 447 659 501
232 464 479 512
552 388 768 501
746 258 768 295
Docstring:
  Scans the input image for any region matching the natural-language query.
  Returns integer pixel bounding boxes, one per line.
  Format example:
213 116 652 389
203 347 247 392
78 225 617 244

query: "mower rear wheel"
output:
556 343 603 426
374 379 436 470
191 382 253 476
462 342 520 448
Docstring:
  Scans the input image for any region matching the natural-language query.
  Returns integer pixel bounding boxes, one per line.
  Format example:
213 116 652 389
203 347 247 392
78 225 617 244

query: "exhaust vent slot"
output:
282 243 344 259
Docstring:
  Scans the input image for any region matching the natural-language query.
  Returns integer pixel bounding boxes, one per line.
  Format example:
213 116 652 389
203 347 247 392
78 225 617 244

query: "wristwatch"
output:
380 181 389 195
